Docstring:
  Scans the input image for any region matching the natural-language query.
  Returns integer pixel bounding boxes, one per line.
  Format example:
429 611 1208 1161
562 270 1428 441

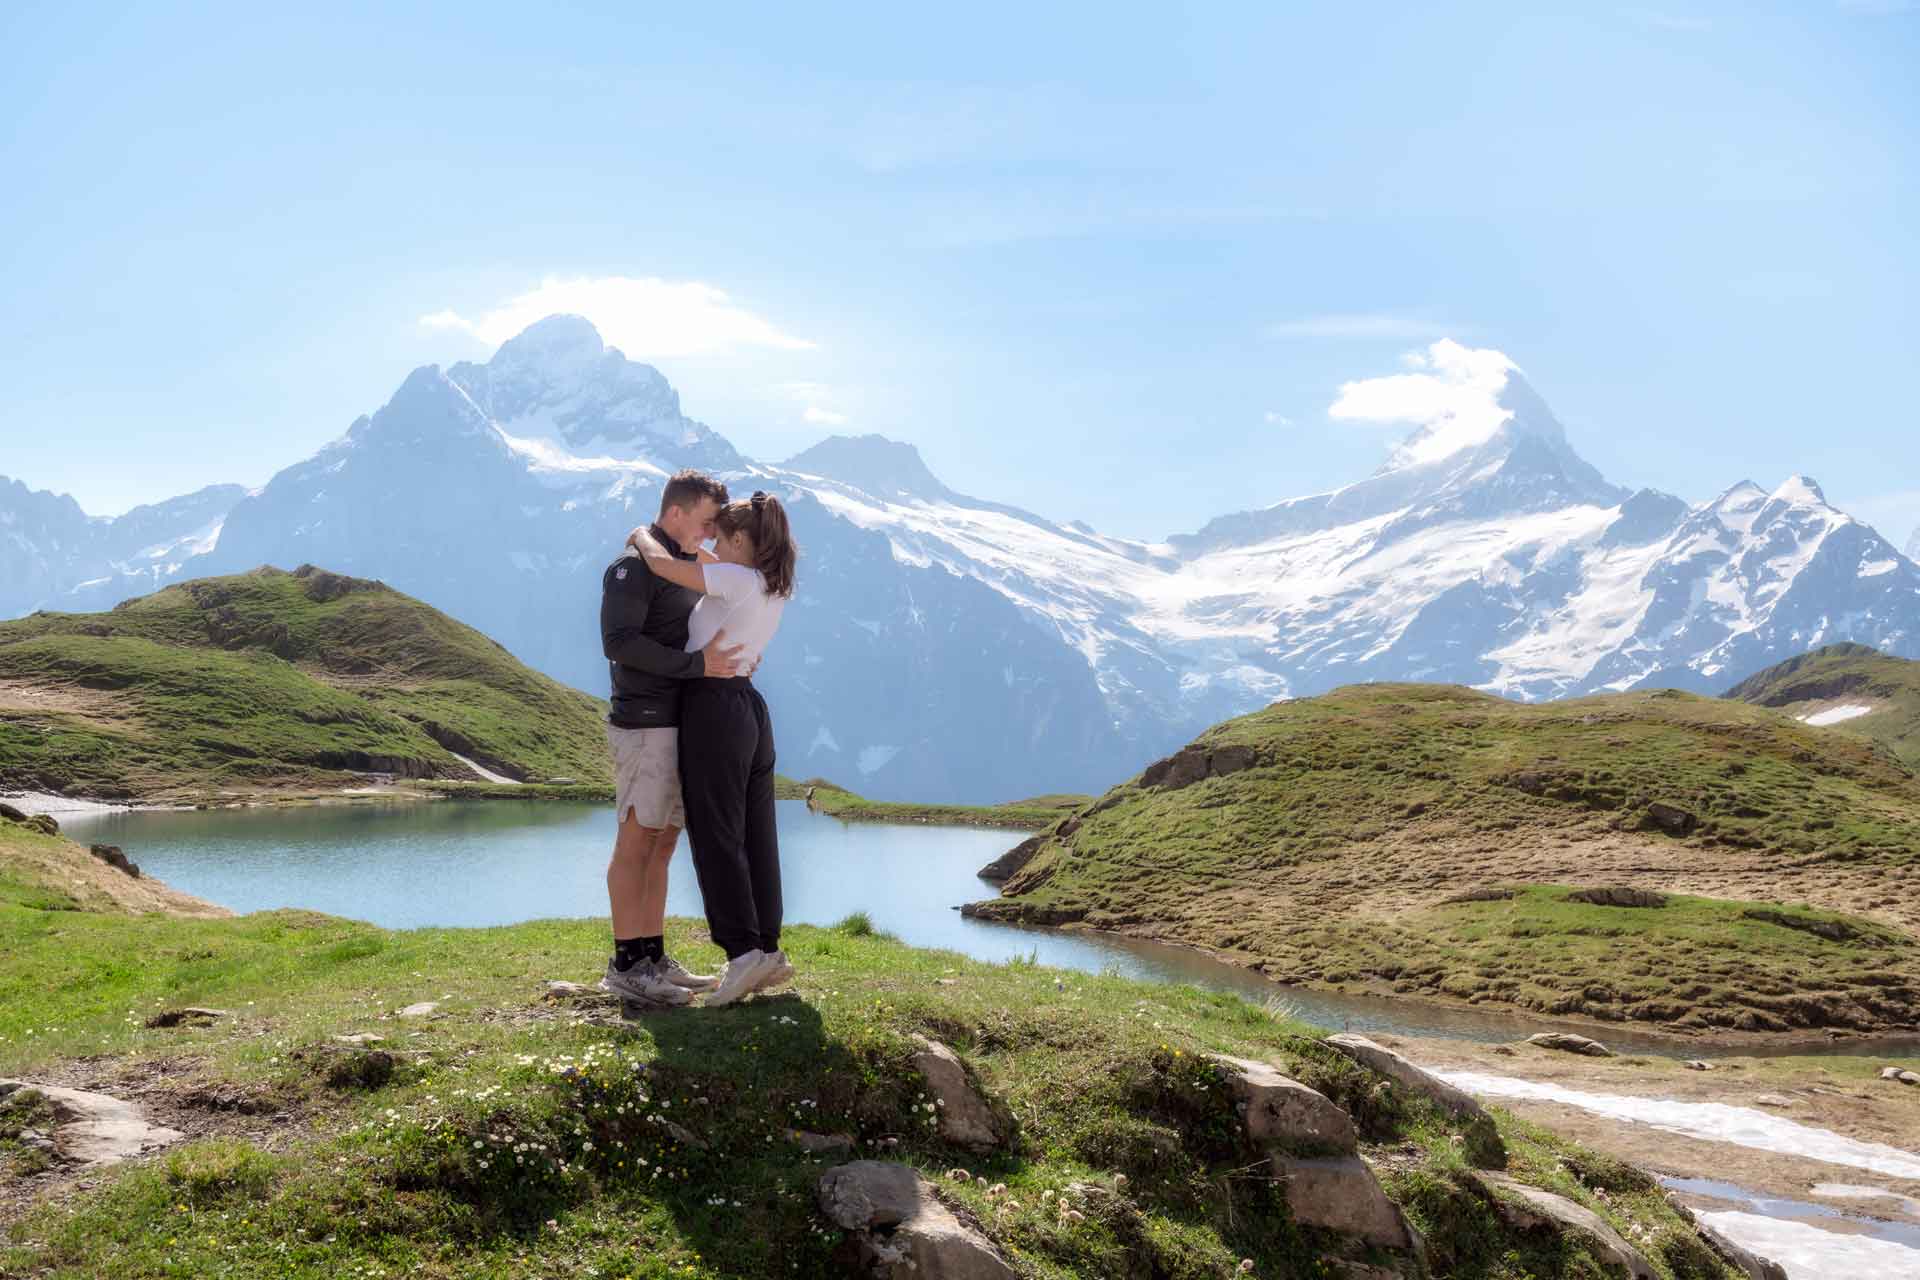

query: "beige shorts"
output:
607 724 685 830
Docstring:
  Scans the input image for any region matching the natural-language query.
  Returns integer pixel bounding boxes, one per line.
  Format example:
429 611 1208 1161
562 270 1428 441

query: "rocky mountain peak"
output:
1907 527 1920 563
442 315 739 470
783 435 951 502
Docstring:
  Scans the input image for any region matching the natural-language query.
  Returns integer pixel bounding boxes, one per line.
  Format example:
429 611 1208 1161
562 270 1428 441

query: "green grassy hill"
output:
0 819 1744 1279
792 777 1089 829
970 683 1920 1039
1727 642 1920 768
0 566 610 802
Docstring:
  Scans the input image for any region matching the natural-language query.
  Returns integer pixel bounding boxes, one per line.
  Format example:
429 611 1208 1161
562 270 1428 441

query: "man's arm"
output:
600 558 742 678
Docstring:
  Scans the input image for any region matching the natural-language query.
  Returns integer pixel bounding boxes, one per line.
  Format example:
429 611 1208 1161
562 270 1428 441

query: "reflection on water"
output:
58 799 1918 1060
1662 1177 1920 1250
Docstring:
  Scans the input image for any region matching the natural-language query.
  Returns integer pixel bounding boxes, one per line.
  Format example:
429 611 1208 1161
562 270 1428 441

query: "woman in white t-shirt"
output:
628 490 798 1007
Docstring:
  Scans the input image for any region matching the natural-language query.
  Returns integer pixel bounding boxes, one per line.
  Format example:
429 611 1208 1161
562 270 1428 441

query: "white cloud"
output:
1265 313 1457 340
777 380 851 428
1264 412 1294 427
1329 339 1519 467
420 275 815 359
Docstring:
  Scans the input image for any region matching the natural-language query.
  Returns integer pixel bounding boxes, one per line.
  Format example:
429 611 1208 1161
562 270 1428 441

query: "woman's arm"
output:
626 526 710 594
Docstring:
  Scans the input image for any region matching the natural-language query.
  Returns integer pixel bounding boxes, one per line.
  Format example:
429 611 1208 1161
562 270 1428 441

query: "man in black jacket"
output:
598 469 745 1006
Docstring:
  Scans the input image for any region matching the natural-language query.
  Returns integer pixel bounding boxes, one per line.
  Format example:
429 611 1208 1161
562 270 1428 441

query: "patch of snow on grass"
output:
1694 1210 1920 1280
1798 704 1875 727
447 753 519 786
1430 1070 1920 1180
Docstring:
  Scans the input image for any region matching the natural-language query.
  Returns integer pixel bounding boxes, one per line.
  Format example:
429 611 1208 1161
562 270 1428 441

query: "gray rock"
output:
909 1035 1002 1152
543 980 614 1003
817 1160 1016 1279
1479 1173 1656 1279
330 1033 385 1046
0 802 30 823
1274 1155 1419 1250
790 1129 856 1155
1685 1060 1712 1071
0 1080 185 1166
396 1001 441 1018
1215 1055 1357 1155
1324 1034 1487 1125
1325 1033 1507 1166
88 843 141 878
1880 1066 1919 1085
1752 1094 1793 1108
1524 1032 1614 1057
976 835 1044 884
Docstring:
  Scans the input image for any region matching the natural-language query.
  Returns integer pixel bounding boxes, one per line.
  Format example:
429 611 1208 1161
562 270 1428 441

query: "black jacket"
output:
601 526 703 729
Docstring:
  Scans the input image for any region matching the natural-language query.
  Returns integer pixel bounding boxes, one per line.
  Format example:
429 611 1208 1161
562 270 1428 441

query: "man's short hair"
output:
659 470 729 516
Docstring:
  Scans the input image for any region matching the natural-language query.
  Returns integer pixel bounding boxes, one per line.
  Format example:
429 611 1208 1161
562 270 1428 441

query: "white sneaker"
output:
657 954 720 993
754 949 796 993
704 949 770 1007
598 958 691 1006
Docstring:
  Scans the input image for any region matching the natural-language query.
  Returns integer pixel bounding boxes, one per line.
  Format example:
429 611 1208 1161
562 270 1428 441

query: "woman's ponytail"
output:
718 490 798 598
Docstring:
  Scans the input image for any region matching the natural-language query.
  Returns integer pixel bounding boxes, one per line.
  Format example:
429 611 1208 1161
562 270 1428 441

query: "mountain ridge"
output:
5 317 1918 802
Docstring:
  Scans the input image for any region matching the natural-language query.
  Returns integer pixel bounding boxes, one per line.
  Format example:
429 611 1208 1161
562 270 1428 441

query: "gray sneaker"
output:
703 949 770 1008
598 958 691 1006
657 954 720 993
754 949 796 993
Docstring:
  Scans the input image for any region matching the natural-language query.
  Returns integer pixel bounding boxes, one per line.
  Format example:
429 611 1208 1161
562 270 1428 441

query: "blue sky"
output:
2 2 1915 544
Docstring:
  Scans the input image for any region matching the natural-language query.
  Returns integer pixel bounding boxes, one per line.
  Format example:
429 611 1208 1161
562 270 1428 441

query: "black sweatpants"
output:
679 677 781 960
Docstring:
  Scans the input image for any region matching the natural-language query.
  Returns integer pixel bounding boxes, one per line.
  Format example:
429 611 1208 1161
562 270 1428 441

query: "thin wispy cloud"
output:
1263 411 1294 427
1265 313 1459 341
1329 339 1519 466
421 276 815 359
778 380 851 428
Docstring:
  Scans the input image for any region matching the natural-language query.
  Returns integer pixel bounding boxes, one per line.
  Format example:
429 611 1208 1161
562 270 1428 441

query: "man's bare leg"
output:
607 811 664 941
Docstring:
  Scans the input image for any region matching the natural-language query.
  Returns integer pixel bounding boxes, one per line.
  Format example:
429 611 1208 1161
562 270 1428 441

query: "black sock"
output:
613 937 648 972
640 935 665 962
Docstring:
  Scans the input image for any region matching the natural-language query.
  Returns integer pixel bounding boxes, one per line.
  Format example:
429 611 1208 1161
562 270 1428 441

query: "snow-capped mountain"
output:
0 477 246 617
1908 527 1920 563
6 316 1918 802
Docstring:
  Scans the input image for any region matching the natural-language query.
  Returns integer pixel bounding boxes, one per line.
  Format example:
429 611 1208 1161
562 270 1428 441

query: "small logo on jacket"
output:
615 566 628 580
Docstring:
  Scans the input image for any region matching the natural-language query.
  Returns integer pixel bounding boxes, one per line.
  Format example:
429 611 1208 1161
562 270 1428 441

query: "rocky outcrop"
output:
1642 802 1698 836
976 835 1043 884
1525 1032 1614 1057
1566 887 1666 908
1216 1055 1356 1155
1212 1056 1421 1253
1280 1156 1422 1251
816 1160 1016 1279
0 1080 184 1166
1324 1034 1505 1165
909 1036 1005 1152
1139 742 1260 791
1478 1174 1656 1279
88 843 141 878
1 804 61 837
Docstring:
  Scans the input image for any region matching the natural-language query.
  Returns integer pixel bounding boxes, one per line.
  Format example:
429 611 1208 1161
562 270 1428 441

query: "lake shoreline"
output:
978 909 1920 1057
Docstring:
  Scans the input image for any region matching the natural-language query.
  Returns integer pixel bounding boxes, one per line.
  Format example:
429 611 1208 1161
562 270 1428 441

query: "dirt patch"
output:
0 1055 319 1229
0 681 123 723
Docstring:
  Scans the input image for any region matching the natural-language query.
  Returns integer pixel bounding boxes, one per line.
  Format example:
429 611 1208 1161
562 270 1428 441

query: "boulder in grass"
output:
1324 1034 1506 1166
908 1035 1004 1152
1524 1032 1614 1057
1275 1155 1421 1250
1214 1055 1357 1155
1479 1174 1656 1279
816 1160 1016 1280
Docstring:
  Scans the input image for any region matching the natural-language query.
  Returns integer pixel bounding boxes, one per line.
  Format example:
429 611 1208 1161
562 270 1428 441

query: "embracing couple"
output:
594 469 798 1010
